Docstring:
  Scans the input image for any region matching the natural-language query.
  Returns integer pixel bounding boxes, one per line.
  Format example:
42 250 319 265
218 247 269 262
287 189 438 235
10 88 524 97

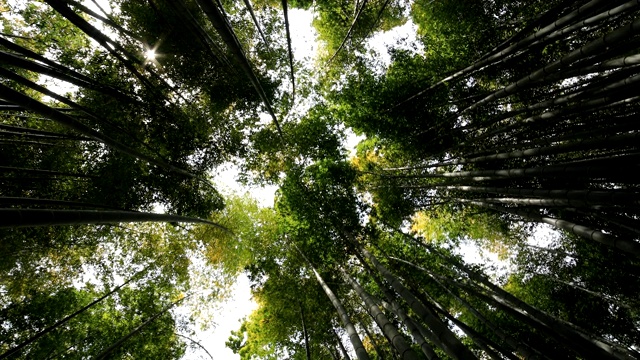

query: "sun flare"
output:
144 48 156 61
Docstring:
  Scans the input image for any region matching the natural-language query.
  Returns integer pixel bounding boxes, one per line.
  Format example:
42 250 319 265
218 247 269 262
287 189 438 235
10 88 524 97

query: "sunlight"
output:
144 48 156 61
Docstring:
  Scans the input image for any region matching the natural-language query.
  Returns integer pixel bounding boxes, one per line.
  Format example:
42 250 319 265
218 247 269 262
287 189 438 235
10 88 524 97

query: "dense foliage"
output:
2 0 640 359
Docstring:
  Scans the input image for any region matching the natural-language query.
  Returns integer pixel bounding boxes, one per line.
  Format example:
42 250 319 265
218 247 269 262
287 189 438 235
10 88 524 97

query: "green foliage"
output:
0 286 186 359
3 0 640 359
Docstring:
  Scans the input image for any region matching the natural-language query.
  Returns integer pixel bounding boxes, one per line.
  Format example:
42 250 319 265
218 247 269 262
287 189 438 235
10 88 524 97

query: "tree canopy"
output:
2 0 640 359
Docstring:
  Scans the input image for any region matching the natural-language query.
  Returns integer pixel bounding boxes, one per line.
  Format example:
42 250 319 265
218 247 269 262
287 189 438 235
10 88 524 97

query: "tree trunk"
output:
334 328 352 360
357 246 477 360
378 299 440 360
464 199 640 256
300 250 369 360
339 266 419 360
299 303 311 360
93 296 186 360
388 256 543 360
281 0 295 100
413 240 639 360
0 83 199 180
193 0 283 137
0 208 227 230
0 268 147 360
360 322 387 360
243 0 270 46
354 250 440 360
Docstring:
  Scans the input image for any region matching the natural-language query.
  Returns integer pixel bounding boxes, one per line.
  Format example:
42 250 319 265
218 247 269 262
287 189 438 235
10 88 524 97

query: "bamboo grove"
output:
1 0 640 359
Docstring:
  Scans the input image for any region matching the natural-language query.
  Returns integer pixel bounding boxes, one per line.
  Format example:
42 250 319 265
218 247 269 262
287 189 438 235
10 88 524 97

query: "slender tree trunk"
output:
0 196 127 210
327 344 340 360
0 268 147 360
412 240 639 360
425 131 640 168
327 0 369 64
299 302 311 360
174 333 214 360
0 122 91 140
357 245 477 360
93 296 187 360
545 277 633 310
388 256 543 360
242 0 270 46
0 50 132 102
354 250 440 360
435 306 515 360
193 0 283 137
378 300 440 360
297 246 369 360
282 0 295 101
440 185 640 208
360 322 387 360
392 0 618 108
339 266 419 360
463 199 640 256
0 208 227 230
0 165 96 179
0 83 200 180
333 328 352 360
458 16 640 116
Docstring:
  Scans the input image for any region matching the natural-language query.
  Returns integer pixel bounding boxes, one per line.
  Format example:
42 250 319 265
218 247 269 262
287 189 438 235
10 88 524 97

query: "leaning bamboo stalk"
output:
463 199 640 256
0 268 148 360
0 165 96 178
360 323 387 360
527 0 640 58
479 0 593 61
298 303 311 360
425 295 507 360
357 245 477 360
409 239 638 360
529 51 640 86
242 0 270 46
0 50 133 102
43 0 159 94
93 296 187 360
327 0 369 64
166 0 233 69
353 250 442 359
295 246 370 360
340 266 419 360
0 83 200 179
0 208 228 230
282 0 295 102
378 153 639 182
193 0 284 138
0 197 127 210
333 328 353 360
461 62 640 135
422 131 640 168
379 299 440 360
0 123 91 140
473 86 640 144
460 113 639 159
388 256 544 360
458 16 640 116
0 37 135 100
394 0 617 108
64 0 142 41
